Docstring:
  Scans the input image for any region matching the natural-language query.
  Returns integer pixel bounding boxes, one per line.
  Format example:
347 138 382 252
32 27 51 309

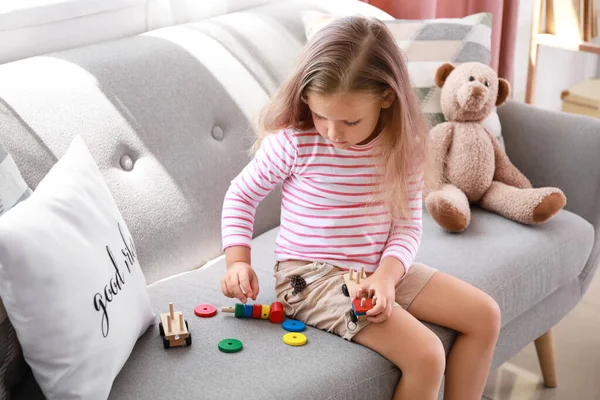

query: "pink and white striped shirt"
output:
221 129 423 274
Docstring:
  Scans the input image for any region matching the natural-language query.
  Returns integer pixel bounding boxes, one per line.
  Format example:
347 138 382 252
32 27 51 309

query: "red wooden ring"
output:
252 304 262 319
194 304 217 318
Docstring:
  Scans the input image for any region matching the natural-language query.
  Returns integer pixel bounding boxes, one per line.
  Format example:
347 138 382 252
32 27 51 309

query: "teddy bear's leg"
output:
480 181 566 224
425 184 471 232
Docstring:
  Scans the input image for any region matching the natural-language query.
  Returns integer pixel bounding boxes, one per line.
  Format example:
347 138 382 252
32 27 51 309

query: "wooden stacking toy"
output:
352 295 376 321
159 302 192 349
221 301 284 323
341 266 376 323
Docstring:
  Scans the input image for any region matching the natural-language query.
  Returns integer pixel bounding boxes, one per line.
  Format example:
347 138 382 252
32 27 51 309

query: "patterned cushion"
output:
0 143 32 399
385 14 495 123
302 12 504 147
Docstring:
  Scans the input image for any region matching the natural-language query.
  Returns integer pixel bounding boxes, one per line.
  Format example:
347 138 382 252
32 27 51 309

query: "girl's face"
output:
307 90 394 149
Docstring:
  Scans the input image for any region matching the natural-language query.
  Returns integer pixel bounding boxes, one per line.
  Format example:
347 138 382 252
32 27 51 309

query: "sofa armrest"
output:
498 100 600 224
498 100 600 287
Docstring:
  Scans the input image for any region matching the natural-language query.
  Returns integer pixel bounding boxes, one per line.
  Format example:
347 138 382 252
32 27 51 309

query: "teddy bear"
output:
424 61 566 233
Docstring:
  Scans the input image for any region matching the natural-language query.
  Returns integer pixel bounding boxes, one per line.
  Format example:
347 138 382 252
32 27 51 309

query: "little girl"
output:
220 16 500 400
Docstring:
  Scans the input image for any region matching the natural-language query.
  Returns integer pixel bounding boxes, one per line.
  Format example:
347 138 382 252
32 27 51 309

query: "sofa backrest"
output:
0 0 391 284
155 0 288 26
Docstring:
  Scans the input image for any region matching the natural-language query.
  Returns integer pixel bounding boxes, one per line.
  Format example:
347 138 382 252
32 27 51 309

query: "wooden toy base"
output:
342 266 369 292
159 310 191 349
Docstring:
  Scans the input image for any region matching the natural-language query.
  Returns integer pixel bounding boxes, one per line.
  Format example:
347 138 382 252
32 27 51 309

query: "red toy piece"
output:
269 301 284 323
351 296 375 321
352 297 374 315
252 304 262 319
194 304 217 318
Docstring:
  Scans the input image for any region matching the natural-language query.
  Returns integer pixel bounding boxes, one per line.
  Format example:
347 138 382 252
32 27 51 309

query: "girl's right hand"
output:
221 261 260 304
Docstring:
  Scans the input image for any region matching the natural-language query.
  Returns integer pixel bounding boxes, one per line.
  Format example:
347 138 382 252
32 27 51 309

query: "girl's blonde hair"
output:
256 16 435 219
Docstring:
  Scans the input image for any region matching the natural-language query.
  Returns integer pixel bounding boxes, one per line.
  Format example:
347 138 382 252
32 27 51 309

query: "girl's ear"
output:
381 88 395 109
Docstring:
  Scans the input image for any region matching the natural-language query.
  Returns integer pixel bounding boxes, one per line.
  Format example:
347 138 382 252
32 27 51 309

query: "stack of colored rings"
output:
221 301 284 324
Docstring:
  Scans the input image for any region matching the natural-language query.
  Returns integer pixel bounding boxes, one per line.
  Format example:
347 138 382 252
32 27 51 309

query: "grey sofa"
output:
1 0 599 399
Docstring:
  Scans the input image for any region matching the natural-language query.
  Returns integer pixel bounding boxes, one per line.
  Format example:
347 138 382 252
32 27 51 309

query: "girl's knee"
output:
407 333 446 381
472 293 501 339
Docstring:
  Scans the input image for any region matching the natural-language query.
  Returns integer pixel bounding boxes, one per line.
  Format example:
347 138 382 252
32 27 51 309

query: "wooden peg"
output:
167 315 172 332
357 270 361 284
372 296 377 306
360 298 366 307
221 306 235 313
360 266 365 279
349 269 354 281
169 303 174 320
179 314 184 330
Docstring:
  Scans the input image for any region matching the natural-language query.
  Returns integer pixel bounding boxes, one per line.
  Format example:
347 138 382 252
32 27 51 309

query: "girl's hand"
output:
221 261 260 304
351 274 396 323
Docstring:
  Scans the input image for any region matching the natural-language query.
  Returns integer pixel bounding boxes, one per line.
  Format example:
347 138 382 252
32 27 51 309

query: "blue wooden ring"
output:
243 304 253 318
282 319 305 332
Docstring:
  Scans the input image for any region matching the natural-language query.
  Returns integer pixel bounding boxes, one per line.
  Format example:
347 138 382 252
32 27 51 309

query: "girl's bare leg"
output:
352 307 446 400
408 272 501 400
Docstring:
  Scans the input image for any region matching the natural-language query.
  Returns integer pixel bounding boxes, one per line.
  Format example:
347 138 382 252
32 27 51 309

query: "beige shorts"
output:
273 260 437 341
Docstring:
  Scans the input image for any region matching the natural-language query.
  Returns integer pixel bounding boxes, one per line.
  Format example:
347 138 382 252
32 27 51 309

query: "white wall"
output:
513 1 599 111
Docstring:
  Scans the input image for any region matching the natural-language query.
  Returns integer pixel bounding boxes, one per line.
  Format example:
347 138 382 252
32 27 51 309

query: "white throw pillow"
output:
0 136 155 399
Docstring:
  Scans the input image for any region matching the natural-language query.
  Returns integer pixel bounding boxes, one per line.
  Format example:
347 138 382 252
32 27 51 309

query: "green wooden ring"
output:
234 303 244 318
218 338 243 353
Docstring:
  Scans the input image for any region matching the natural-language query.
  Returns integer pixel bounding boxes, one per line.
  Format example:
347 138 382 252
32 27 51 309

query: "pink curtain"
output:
363 0 518 88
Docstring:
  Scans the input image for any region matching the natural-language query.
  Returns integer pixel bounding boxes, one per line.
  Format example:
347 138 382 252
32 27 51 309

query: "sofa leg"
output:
534 329 557 388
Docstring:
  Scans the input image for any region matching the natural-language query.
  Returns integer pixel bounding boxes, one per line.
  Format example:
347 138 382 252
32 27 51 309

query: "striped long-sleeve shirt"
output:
221 129 423 274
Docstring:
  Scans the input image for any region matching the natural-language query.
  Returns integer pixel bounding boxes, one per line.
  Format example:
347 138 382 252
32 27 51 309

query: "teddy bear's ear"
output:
434 63 455 88
496 77 511 106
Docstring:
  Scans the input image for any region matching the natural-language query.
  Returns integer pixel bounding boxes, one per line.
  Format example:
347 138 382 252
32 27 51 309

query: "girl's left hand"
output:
351 274 396 323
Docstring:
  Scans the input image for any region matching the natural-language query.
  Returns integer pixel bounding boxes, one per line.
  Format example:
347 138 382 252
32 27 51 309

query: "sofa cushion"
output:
418 208 594 325
109 227 405 400
107 207 593 399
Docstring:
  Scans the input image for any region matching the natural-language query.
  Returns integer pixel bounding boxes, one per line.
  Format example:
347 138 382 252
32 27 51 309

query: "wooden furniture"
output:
534 330 558 388
561 78 600 117
525 0 599 104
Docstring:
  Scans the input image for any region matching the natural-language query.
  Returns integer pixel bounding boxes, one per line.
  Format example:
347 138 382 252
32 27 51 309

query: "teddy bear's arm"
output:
487 131 533 189
427 122 454 191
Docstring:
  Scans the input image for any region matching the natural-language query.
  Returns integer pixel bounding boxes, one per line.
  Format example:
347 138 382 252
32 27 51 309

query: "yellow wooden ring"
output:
283 332 307 346
261 304 270 319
